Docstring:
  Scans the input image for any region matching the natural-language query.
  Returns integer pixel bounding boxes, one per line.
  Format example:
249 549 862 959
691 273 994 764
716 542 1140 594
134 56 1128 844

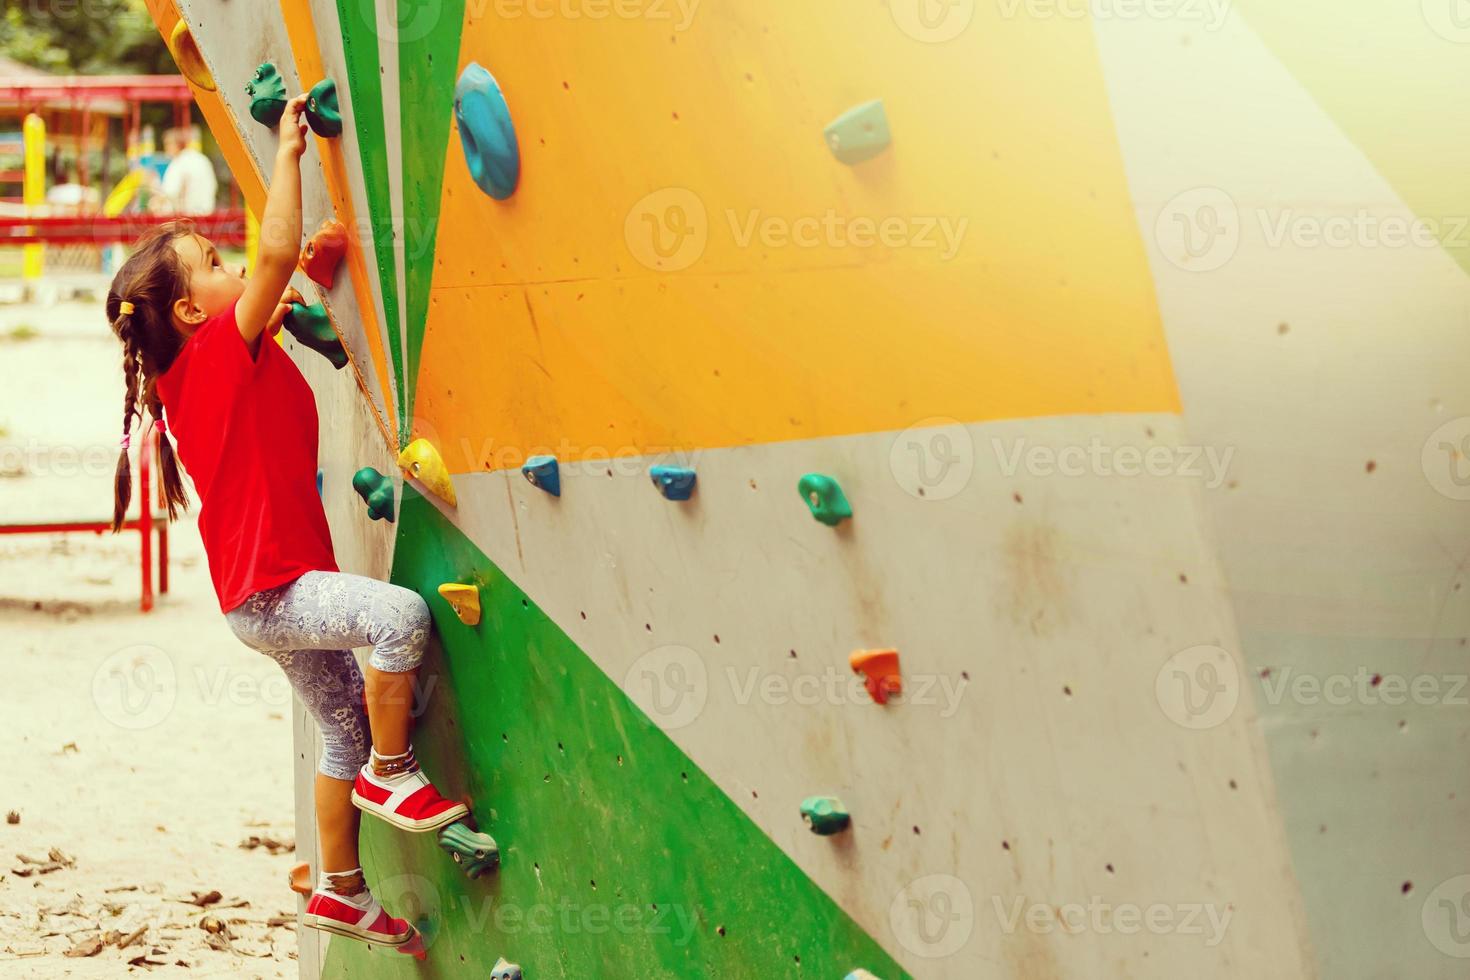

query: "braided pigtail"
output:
106 221 194 532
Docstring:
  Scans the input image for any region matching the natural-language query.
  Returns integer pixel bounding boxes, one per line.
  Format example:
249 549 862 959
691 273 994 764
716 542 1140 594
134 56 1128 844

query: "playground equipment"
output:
153 1 1470 977
281 302 346 369
0 428 168 612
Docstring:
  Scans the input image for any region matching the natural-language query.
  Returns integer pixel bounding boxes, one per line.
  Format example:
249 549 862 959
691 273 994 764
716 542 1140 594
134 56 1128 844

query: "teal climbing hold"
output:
798 473 852 526
650 465 696 501
823 100 891 165
305 78 342 137
282 302 348 370
490 957 524 980
245 63 288 128
522 455 560 497
800 796 851 836
438 822 500 879
351 467 395 522
454 62 520 200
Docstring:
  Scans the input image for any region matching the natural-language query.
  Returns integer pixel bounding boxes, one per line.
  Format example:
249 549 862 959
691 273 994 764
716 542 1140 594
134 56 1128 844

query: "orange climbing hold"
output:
288 862 312 897
849 649 901 704
299 219 348 288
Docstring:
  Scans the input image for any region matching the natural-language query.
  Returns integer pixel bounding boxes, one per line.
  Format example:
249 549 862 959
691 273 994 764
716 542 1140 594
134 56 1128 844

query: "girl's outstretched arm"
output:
237 92 310 352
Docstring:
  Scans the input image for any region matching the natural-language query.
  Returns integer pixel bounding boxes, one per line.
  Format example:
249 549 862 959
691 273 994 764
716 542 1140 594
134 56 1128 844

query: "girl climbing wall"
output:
103 93 463 950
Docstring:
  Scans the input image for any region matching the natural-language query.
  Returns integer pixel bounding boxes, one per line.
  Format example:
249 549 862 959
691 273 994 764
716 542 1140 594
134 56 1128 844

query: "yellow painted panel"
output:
418 2 1177 464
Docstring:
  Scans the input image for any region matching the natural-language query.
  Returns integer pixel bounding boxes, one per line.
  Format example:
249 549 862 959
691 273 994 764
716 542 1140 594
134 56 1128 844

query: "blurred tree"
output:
1 0 169 75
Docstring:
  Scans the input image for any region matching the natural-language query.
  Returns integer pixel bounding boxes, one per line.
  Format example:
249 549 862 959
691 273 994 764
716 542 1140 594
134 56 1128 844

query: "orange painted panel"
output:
415 1 1178 466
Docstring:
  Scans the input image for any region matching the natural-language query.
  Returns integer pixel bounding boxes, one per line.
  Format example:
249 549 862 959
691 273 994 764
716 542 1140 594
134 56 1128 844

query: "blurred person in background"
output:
154 126 218 215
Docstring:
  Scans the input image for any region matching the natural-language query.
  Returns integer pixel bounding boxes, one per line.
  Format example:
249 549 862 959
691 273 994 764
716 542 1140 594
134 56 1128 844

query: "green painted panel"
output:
321 487 906 979
335 0 406 432
396 0 465 437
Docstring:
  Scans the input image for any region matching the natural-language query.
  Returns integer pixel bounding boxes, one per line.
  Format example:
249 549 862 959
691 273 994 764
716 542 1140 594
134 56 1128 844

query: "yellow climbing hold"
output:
166 20 217 92
397 438 457 507
437 583 481 626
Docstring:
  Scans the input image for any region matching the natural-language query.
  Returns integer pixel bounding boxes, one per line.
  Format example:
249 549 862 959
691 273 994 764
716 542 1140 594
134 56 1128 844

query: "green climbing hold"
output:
282 302 348 370
823 100 891 166
305 78 342 137
798 473 852 526
800 796 851 836
491 957 523 980
351 467 395 522
438 822 500 879
245 63 288 128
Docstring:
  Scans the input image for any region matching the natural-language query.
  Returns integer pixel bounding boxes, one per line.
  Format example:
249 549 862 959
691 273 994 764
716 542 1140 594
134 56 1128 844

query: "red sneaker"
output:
351 763 469 833
303 889 414 947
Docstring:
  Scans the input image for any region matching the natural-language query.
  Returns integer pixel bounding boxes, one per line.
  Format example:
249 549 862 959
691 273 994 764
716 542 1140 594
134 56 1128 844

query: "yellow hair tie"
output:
118 301 135 315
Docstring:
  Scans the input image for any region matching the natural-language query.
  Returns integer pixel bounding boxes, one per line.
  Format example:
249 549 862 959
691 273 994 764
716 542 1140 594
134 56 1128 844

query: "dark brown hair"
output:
106 221 194 532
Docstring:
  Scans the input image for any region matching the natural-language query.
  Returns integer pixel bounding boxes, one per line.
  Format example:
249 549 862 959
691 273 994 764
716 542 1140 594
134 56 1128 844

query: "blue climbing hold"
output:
315 469 323 498
455 62 520 200
824 100 891 166
522 455 561 497
650 465 696 501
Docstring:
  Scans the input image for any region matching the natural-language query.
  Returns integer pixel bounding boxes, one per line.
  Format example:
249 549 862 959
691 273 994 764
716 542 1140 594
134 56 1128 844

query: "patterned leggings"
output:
224 571 432 780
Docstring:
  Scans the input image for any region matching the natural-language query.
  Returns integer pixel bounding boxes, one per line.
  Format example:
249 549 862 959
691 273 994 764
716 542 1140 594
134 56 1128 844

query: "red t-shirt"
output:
155 302 338 612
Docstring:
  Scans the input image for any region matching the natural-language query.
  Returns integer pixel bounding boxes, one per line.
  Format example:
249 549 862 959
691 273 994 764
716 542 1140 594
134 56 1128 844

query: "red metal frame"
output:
0 76 194 105
0 429 170 612
0 209 247 246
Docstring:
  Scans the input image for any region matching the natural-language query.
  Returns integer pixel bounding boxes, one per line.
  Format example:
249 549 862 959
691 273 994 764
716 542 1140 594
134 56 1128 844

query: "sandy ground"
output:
0 298 299 977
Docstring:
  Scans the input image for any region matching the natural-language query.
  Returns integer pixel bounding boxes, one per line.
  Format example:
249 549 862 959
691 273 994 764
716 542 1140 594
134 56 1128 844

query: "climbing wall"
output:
1092 5 1470 979
149 1 1468 977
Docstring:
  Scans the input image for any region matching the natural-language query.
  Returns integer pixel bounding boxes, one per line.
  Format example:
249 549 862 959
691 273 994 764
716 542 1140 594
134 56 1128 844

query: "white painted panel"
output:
1093 10 1470 978
415 413 1313 979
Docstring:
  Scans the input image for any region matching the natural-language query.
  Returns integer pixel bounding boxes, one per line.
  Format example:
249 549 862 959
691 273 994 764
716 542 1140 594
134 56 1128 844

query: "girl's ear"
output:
172 296 207 327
